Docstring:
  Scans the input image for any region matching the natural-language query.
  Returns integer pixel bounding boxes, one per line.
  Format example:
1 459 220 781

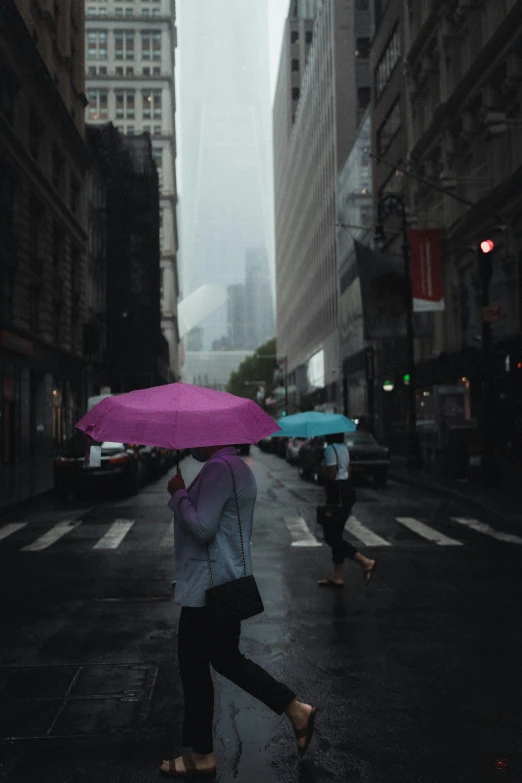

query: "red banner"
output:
409 228 445 312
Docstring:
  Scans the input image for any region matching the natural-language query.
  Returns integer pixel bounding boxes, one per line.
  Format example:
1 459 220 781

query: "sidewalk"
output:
390 458 522 526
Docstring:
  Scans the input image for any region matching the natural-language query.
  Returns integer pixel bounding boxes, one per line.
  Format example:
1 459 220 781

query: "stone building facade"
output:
85 0 179 379
0 0 89 509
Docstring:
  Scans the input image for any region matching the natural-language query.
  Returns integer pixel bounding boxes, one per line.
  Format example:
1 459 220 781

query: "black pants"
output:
323 480 357 566
177 606 296 754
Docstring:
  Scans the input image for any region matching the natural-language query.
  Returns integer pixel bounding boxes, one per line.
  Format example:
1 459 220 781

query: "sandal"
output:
317 578 343 588
294 707 318 757
160 755 217 778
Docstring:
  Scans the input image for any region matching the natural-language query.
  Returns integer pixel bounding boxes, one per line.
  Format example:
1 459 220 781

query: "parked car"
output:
286 437 307 464
54 430 148 499
257 437 273 452
297 432 390 486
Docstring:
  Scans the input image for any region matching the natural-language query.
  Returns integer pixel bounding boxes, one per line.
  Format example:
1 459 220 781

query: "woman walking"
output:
317 433 377 588
161 444 317 778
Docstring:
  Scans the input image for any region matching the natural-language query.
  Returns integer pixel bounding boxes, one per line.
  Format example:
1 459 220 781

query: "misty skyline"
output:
176 0 280 350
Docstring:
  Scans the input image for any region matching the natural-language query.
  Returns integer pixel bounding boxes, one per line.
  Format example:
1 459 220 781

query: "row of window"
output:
87 30 161 60
87 65 162 76
87 88 162 120
290 30 313 46
87 6 163 15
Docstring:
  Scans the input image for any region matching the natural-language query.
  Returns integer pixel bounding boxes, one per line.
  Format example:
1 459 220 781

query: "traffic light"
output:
281 410 287 417
480 239 495 254
403 373 411 385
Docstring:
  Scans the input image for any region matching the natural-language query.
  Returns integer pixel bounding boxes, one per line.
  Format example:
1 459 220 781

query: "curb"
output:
389 470 518 527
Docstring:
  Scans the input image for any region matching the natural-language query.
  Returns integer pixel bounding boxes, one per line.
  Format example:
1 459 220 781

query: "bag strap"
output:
206 457 247 587
331 444 342 507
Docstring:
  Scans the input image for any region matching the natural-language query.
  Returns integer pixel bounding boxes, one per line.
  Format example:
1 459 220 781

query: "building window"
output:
291 58 299 72
115 89 135 119
125 7 134 14
141 30 161 60
292 87 300 100
127 125 135 135
357 86 371 109
115 66 124 75
153 66 160 75
141 7 150 14
115 7 123 15
88 65 97 76
375 24 400 98
152 8 160 15
152 146 163 186
142 88 162 119
126 66 134 75
86 30 108 60
143 66 150 75
355 37 370 59
29 109 42 161
87 89 108 120
86 7 96 16
114 30 135 60
99 66 107 75
52 148 64 192
153 124 161 134
377 98 401 154
306 31 313 44
291 30 299 44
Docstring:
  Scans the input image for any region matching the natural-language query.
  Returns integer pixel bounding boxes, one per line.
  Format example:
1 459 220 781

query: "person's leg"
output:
319 513 356 585
161 607 217 775
208 614 315 752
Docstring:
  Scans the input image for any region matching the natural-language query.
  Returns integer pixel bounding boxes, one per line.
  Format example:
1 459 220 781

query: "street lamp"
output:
374 192 423 470
478 238 497 483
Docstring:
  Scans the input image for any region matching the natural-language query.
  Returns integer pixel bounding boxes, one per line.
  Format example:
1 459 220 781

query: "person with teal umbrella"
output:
317 432 377 588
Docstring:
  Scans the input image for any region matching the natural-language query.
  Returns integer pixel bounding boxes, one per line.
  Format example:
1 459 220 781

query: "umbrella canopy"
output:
75 383 281 449
274 411 356 439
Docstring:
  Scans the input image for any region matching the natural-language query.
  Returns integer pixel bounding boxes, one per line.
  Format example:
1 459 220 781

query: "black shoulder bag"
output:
205 458 264 624
316 445 356 526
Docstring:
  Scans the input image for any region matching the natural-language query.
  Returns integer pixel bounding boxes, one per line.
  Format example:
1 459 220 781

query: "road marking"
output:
161 519 174 549
284 516 322 547
395 517 463 546
451 517 522 545
0 523 27 541
21 521 81 551
93 519 135 550
345 516 391 547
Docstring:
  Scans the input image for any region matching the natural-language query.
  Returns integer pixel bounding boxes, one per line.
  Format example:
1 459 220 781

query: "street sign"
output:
482 305 501 322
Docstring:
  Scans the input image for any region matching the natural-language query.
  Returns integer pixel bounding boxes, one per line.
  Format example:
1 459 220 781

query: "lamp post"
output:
374 192 423 470
478 239 496 483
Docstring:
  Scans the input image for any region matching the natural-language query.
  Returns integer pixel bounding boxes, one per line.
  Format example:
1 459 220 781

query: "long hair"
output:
325 432 344 445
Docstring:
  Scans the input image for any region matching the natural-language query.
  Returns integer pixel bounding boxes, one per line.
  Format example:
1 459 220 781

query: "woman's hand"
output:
168 472 186 495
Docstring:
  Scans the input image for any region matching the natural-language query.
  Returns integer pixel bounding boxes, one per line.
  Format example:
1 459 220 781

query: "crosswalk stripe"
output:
345 516 391 547
0 523 27 541
395 517 463 546
284 516 322 547
451 517 522 545
161 519 174 549
21 521 81 552
93 519 134 550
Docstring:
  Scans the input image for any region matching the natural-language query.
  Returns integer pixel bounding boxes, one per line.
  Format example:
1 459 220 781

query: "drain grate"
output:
0 663 158 739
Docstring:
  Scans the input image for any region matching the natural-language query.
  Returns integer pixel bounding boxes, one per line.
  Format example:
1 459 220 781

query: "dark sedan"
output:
297 432 390 486
54 431 148 499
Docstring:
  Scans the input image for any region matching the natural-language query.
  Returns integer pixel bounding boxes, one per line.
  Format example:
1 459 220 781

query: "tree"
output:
227 338 277 406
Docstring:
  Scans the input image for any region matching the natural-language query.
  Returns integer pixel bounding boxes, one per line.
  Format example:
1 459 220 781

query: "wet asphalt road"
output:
1 448 522 783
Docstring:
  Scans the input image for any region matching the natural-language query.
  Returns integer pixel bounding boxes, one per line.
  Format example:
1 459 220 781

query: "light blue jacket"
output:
168 446 257 607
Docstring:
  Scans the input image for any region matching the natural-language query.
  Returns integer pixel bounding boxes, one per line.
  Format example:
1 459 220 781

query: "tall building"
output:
274 0 372 411
86 124 169 392
227 283 247 350
245 247 275 350
176 0 274 346
85 0 179 379
0 0 89 509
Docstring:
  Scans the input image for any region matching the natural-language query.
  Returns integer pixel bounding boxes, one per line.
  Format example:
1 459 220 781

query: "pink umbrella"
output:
75 383 281 450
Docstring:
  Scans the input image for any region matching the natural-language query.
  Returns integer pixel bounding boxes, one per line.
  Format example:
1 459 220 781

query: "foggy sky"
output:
176 0 285 348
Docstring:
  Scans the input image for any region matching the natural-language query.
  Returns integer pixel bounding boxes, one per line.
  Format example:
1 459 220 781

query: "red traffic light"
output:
480 239 495 254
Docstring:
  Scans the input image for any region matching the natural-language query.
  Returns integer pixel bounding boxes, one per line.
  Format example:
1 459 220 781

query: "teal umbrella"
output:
274 411 356 439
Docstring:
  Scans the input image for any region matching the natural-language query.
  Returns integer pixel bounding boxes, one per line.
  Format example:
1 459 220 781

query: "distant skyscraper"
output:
177 0 274 346
227 283 247 350
245 248 275 350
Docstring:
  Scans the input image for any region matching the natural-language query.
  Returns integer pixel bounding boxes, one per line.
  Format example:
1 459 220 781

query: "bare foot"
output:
160 752 216 774
285 700 314 750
